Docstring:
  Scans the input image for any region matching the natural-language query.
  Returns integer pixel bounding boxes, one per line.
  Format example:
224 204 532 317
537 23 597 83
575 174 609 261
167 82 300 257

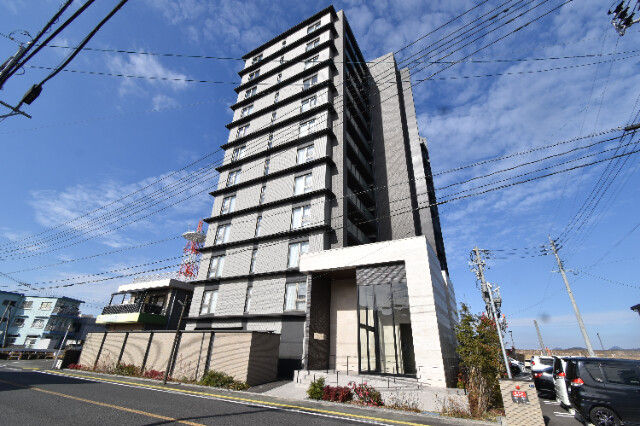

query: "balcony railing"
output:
101 302 164 316
52 307 79 316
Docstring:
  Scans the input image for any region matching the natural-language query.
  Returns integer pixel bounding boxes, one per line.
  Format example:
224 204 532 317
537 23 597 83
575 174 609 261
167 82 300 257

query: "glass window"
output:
200 290 218 315
303 74 318 90
287 241 309 268
244 285 253 313
249 249 258 274
259 185 267 204
32 319 45 329
304 55 319 70
237 124 250 138
284 281 307 311
602 364 640 385
244 87 257 99
280 56 285 64
248 69 260 81
277 73 282 83
208 255 225 278
263 158 270 175
240 105 253 117
255 215 262 237
306 38 320 51
297 145 315 163
294 173 313 195
307 21 321 34
231 146 246 162
274 92 279 103
299 119 316 137
282 40 286 47
251 54 263 64
271 111 277 122
291 205 311 229
13 318 25 327
214 224 231 245
39 302 52 310
220 195 236 214
301 96 317 112
21 301 33 309
582 363 605 383
226 169 241 187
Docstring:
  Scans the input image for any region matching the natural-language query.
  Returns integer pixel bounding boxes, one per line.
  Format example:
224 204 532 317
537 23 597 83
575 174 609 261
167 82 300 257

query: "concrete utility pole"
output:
533 320 546 355
163 295 191 385
1 304 12 348
470 247 512 379
548 236 595 357
597 332 607 356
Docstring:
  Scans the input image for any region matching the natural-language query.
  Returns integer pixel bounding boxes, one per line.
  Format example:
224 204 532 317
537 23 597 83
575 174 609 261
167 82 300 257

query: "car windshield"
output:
540 358 554 366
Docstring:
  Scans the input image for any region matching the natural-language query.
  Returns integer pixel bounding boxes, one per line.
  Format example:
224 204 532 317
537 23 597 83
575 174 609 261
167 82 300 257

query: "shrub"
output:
143 370 165 380
66 363 86 370
307 377 325 400
322 385 353 403
114 363 141 376
349 382 384 407
198 370 249 390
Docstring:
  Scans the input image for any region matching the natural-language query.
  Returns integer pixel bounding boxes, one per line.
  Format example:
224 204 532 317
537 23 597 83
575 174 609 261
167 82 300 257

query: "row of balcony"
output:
101 302 164 316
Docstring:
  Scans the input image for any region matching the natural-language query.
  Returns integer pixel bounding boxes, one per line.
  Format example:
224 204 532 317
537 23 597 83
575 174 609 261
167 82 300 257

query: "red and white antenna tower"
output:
178 220 206 281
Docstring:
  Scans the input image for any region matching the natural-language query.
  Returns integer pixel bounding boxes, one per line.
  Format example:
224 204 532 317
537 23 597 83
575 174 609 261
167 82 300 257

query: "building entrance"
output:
357 278 416 376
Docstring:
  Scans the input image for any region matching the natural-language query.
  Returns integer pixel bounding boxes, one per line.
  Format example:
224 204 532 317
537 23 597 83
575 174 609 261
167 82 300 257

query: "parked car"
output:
508 357 526 376
531 355 555 395
552 356 572 408
565 357 640 426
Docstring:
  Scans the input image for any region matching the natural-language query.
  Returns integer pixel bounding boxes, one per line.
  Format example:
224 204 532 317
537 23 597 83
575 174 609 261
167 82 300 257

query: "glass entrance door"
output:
357 278 416 376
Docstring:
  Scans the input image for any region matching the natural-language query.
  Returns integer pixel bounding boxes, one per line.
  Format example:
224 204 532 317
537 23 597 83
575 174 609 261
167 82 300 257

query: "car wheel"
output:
590 406 621 426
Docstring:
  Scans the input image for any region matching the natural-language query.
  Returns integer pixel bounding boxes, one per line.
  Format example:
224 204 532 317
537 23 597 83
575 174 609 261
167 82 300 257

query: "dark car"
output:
565 357 640 426
531 355 555 395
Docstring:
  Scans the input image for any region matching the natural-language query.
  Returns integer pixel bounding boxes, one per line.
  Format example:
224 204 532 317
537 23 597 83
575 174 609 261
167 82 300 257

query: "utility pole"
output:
52 322 72 369
470 247 512 379
163 295 191 385
533 320 546 355
597 332 607 357
1 304 12 348
549 236 595 356
509 330 515 350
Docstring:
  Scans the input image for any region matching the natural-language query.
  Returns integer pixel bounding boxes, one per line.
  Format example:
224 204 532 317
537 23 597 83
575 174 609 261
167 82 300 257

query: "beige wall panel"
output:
209 333 252 383
120 333 151 367
78 332 104 367
172 332 210 381
96 333 126 369
144 332 175 373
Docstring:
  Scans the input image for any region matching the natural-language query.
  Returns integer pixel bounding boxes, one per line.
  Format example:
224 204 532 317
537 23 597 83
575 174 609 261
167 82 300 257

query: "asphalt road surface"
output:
0 362 476 426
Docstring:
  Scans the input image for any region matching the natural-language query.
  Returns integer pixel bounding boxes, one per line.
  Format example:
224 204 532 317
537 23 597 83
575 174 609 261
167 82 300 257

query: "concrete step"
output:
294 370 423 391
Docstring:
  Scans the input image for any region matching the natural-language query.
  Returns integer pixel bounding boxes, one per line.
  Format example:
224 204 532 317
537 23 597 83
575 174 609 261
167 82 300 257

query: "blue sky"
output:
0 0 638 350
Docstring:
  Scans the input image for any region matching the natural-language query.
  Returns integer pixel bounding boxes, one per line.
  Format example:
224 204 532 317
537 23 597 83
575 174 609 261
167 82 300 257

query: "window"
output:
277 73 282 83
32 319 45 329
306 38 320 51
299 119 316 137
220 195 236 214
287 241 309 268
231 146 246 162
294 173 313 195
244 86 257 99
39 302 52 310
280 56 285 64
263 158 270 175
208 255 225 279
259 185 267 204
291 205 311 229
284 281 307 311
226 169 241 187
297 145 315 164
24 337 37 348
6 337 16 345
244 285 253 313
255 215 262 237
602 364 640 385
21 301 33 309
251 54 263 64
301 96 317 112
307 21 321 34
248 69 260 81
236 124 249 138
200 290 218 315
240 105 253 117
267 133 273 149
271 111 277 122
249 249 258 273
303 74 318 90
214 224 231 245
274 91 279 103
304 55 319 70
282 40 287 47
13 318 25 327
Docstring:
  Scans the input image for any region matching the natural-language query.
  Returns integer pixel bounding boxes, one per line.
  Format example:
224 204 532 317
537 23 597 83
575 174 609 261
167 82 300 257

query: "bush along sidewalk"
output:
65 363 249 391
306 378 385 408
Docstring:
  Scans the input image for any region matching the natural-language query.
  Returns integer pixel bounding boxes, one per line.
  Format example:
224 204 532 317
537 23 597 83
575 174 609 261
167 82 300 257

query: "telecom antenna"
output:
178 220 205 281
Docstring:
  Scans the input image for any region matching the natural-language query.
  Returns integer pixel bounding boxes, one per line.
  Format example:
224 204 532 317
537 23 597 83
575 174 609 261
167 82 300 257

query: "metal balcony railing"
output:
52 307 79 316
101 302 164 316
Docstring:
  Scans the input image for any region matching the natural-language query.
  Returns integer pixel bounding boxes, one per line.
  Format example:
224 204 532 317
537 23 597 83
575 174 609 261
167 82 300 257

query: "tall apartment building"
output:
185 6 458 386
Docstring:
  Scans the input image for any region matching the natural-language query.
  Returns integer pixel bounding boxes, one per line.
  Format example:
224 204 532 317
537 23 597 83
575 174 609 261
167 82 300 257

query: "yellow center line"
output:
43 370 430 426
0 378 205 426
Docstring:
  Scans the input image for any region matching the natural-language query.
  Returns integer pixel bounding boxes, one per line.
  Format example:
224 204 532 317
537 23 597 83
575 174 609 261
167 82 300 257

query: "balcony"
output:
51 307 80 317
96 302 166 326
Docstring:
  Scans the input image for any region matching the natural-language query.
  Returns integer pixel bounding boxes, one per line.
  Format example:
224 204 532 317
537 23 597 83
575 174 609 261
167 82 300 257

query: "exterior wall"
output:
329 278 358 371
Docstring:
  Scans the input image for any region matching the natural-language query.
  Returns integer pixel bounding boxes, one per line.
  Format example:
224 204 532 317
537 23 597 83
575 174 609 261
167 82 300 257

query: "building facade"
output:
185 6 457 384
0 291 83 349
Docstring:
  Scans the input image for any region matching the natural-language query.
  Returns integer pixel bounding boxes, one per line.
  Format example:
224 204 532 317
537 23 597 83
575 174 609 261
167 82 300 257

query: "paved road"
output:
0 362 481 426
538 393 584 426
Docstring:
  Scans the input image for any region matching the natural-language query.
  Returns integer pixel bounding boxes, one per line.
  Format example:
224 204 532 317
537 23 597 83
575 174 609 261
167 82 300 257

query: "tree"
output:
455 303 506 417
